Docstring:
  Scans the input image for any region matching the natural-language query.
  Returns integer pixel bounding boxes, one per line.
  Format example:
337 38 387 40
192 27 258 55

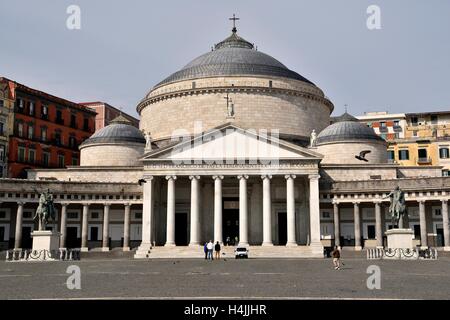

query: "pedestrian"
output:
203 242 208 260
207 240 214 260
331 246 341 270
214 241 221 260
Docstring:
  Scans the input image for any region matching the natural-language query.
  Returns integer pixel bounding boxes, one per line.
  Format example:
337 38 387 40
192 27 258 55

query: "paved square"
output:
1 256 449 299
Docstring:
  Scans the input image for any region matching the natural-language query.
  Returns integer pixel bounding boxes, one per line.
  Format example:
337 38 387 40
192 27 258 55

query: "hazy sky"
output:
1 0 449 118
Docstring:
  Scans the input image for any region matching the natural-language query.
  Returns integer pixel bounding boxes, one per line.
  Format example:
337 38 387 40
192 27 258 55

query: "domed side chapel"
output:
2 18 449 257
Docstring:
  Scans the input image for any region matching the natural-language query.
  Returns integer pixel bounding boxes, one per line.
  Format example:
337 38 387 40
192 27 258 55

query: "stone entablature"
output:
0 179 143 204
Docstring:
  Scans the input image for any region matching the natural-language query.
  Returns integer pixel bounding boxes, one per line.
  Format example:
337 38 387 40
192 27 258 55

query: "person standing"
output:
207 240 214 260
331 246 341 270
203 242 208 260
214 241 221 260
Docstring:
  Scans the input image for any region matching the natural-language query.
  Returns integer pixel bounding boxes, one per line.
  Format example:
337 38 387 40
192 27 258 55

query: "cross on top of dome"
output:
229 14 240 33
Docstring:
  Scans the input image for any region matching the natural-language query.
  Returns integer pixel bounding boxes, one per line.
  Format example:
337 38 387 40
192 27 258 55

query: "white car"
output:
235 246 249 259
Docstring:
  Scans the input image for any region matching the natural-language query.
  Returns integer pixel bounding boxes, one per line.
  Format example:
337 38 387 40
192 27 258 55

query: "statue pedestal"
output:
30 231 60 261
385 228 414 249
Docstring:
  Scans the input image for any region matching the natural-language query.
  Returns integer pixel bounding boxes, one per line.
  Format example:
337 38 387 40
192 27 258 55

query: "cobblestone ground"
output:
1 256 449 299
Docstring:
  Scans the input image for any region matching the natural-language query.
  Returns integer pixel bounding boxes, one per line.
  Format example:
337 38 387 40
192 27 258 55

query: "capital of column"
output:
261 174 272 180
441 199 449 204
165 175 177 181
284 174 296 180
212 175 224 180
189 175 201 180
308 174 320 180
353 201 360 206
83 203 91 208
103 203 111 207
143 175 154 182
237 175 249 180
124 202 131 208
60 202 69 207
418 199 426 204
332 200 340 206
16 201 25 206
373 200 382 205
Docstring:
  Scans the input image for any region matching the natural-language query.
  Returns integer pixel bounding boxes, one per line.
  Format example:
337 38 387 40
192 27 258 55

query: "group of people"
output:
204 241 221 260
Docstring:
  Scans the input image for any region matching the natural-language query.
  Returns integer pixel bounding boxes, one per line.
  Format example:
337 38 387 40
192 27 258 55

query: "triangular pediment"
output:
142 124 323 163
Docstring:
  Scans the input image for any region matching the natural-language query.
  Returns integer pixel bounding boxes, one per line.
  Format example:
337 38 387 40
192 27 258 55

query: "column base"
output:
376 246 384 249
309 242 324 256
420 246 429 250
286 242 298 247
122 246 130 252
262 242 274 246
134 242 152 259
238 242 249 247
189 242 200 247
165 242 176 247
444 246 450 252
354 246 363 251
81 247 89 252
101 247 110 252
13 248 22 251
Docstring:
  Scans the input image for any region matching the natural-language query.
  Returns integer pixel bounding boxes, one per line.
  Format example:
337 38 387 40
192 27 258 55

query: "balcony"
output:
379 126 389 133
417 157 432 164
393 125 403 132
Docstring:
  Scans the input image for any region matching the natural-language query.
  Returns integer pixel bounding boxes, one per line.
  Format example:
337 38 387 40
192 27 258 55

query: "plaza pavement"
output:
0 252 449 300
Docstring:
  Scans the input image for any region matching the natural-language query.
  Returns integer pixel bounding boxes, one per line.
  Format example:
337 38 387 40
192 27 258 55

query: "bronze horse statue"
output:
33 190 56 231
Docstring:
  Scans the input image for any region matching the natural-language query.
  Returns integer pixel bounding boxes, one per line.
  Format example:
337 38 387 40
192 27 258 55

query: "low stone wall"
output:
28 167 144 183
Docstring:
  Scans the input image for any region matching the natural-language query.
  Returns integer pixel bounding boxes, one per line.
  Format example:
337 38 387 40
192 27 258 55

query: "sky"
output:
1 0 449 118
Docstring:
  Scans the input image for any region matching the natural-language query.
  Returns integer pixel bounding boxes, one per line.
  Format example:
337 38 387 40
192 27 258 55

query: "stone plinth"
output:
30 231 61 260
385 228 414 249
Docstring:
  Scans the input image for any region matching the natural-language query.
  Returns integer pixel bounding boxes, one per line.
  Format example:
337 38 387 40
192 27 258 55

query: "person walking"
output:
214 241 221 260
331 246 341 270
203 242 208 260
207 240 214 260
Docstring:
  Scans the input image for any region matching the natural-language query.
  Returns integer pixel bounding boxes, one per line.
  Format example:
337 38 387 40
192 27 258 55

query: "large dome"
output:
155 32 314 88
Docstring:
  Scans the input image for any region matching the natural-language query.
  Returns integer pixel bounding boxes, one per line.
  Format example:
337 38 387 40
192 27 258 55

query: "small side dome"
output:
316 112 388 164
79 115 145 167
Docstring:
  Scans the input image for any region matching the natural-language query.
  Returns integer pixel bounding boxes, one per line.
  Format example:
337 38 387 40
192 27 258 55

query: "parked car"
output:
235 246 249 259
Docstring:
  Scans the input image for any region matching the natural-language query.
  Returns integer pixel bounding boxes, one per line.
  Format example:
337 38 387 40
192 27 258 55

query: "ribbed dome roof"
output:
80 115 145 147
154 30 314 88
316 113 384 145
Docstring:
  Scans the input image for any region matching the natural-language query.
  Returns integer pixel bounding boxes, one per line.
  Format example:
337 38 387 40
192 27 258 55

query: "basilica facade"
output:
0 26 449 258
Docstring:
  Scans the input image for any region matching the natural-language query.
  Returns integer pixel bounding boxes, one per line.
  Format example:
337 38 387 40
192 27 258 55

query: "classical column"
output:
333 201 340 248
135 176 154 258
375 201 383 248
238 175 249 246
81 203 89 252
165 175 177 246
123 203 131 251
262 175 273 246
213 175 224 244
419 200 427 248
14 202 24 250
353 202 362 250
60 203 68 249
102 203 110 251
441 199 450 251
189 175 201 246
309 174 322 250
285 175 297 246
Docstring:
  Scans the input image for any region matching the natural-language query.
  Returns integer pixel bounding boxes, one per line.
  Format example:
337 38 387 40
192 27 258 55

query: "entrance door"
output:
22 226 32 249
66 227 79 248
175 212 188 246
278 212 287 245
436 227 444 247
223 209 239 246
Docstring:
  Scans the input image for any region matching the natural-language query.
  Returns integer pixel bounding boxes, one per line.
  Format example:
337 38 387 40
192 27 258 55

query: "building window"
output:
431 115 438 125
0 100 4 108
439 147 449 159
29 102 35 116
70 114 77 128
192 81 196 89
41 105 48 119
418 149 428 161
71 157 78 166
411 116 419 126
0 145 5 162
83 118 89 131
394 133 400 139
41 127 47 142
67 212 79 219
398 149 409 160
54 131 62 145
28 125 34 140
56 110 64 125
18 99 24 111
443 170 449 177
17 122 24 137
412 130 418 137
69 136 76 148
388 150 395 161
135 212 142 220
91 212 99 219
43 152 50 167
57 154 65 168
28 149 36 164
18 147 25 162
0 122 4 136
